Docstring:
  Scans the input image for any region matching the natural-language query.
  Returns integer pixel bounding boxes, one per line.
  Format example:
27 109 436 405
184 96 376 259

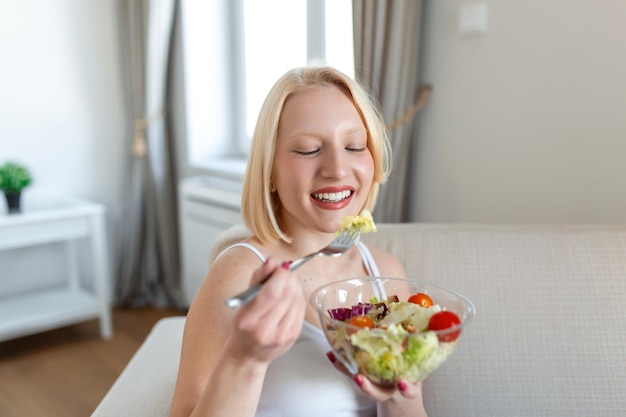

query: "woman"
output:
168 66 427 417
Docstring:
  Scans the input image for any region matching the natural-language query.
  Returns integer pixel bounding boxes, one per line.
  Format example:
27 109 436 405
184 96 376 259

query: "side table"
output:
0 198 112 342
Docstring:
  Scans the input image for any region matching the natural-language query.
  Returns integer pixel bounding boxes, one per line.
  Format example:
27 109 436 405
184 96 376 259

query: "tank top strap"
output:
215 242 266 263
356 241 387 300
216 241 380 278
356 241 381 276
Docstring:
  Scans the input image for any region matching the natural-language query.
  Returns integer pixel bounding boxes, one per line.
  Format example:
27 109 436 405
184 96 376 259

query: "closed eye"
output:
346 146 367 153
294 149 320 156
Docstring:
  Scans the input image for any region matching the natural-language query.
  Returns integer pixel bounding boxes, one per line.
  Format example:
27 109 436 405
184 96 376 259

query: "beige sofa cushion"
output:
361 224 626 416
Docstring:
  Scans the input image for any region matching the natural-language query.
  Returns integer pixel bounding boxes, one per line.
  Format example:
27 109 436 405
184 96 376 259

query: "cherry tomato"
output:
428 311 462 342
408 292 433 308
348 315 375 329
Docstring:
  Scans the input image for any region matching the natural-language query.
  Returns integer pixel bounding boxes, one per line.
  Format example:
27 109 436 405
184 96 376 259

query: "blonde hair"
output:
242 65 391 244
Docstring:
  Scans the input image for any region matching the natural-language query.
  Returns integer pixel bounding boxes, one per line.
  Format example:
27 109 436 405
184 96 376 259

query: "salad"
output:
325 212 463 384
327 292 462 385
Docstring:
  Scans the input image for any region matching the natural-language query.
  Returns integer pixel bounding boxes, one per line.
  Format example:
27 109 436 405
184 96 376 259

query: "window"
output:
181 0 354 172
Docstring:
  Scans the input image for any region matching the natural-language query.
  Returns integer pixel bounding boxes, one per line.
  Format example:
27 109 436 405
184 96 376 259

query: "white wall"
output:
0 0 125 209
1 1 624 294
412 0 626 223
0 1 126 290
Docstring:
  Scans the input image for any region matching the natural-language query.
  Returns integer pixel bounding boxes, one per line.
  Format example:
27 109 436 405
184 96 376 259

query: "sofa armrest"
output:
90 316 185 417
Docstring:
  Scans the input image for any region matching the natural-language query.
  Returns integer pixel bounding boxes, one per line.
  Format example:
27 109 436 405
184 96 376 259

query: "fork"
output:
224 224 365 309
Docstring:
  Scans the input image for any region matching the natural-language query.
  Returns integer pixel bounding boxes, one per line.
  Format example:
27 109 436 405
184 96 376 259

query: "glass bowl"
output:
310 277 476 386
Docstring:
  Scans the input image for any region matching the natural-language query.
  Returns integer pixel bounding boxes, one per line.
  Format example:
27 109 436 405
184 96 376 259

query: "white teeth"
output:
313 190 351 202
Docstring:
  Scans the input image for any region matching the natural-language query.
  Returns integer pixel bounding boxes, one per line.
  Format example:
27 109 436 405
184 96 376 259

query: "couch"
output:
91 223 626 417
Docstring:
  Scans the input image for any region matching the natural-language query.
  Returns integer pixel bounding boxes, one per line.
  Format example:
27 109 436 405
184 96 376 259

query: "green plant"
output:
0 161 33 194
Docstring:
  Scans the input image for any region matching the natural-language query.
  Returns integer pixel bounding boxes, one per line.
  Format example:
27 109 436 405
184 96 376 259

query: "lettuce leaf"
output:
350 324 443 383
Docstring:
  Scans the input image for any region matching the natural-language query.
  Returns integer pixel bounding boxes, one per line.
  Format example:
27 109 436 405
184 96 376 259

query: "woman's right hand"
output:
226 257 306 364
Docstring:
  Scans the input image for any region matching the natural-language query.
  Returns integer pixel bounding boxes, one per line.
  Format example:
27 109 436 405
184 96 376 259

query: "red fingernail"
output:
326 351 336 363
353 375 364 387
397 381 408 391
281 261 292 270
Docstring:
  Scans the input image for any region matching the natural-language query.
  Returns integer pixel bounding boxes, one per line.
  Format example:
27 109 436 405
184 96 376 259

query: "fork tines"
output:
340 224 365 244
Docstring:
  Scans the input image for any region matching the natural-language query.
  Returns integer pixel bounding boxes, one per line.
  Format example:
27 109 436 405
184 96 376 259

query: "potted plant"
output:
0 161 33 213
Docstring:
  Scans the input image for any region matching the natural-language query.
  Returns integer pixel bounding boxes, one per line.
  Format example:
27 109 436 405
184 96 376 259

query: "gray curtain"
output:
353 0 430 223
116 0 185 309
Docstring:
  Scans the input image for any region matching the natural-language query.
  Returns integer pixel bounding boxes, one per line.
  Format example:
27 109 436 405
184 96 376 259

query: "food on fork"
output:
339 209 377 233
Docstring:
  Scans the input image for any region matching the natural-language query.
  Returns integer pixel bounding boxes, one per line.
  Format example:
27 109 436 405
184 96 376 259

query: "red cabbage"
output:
328 308 353 321
328 303 373 321
352 303 372 316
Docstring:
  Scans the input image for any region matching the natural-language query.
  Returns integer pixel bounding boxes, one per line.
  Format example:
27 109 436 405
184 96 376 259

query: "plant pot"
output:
4 191 22 213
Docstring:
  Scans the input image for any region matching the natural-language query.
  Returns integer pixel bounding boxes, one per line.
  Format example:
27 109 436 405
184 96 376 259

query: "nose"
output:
320 147 348 179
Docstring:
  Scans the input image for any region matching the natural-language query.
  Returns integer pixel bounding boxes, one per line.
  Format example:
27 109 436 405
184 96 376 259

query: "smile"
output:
312 190 352 202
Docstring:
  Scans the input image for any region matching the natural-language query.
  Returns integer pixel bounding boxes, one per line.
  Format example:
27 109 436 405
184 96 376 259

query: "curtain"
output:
353 0 430 223
116 0 185 309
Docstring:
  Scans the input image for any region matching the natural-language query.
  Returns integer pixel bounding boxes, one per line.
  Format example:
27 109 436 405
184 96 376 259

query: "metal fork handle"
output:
223 282 264 309
288 251 322 270
223 252 316 309
224 225 362 309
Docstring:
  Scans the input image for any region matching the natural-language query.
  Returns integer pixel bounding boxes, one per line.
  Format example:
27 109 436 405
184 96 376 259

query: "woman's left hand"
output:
326 351 422 401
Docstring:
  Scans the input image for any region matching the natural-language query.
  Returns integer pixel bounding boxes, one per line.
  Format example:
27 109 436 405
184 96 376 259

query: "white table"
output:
0 198 112 342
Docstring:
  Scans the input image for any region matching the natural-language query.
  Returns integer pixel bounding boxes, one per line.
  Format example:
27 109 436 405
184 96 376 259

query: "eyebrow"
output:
288 127 367 139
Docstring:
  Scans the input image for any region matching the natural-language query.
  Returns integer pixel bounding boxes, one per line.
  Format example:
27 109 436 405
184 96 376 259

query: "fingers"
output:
396 379 422 399
236 257 304 349
324 351 392 401
254 259 302 322
352 374 396 402
235 257 281 330
249 256 282 286
355 375 422 401
259 264 304 342
325 351 423 401
326 350 353 377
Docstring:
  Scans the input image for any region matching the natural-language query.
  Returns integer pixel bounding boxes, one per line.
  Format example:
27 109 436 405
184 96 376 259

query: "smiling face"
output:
272 84 375 235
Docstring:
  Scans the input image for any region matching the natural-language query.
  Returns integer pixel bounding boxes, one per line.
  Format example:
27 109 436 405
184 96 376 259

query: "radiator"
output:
178 176 243 305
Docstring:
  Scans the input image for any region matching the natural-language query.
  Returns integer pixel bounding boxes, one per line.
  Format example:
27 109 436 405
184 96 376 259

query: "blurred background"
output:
1 0 625 308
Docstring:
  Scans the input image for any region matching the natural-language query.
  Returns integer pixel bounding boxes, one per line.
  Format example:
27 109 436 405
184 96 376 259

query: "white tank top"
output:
218 242 381 417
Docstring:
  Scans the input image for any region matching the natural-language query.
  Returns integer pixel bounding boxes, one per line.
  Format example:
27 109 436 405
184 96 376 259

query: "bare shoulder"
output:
183 241 269 348
183 244 263 344
366 244 407 278
193 242 266 308
170 243 267 414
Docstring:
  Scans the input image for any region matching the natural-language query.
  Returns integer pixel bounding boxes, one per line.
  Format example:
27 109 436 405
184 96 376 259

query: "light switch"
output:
458 2 488 37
